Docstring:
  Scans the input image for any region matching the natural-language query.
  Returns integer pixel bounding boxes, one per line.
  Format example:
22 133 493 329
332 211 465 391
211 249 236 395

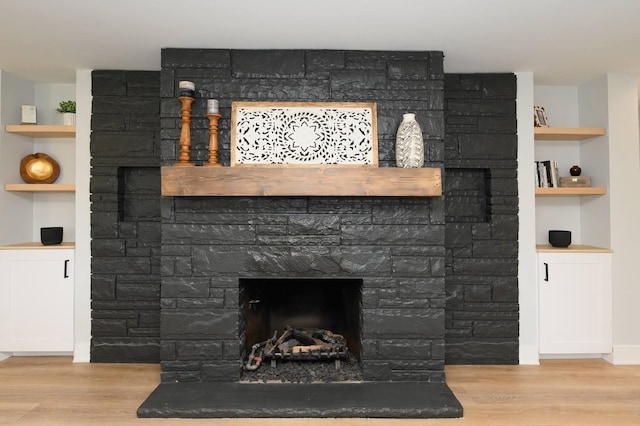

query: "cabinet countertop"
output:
536 244 612 253
0 242 75 250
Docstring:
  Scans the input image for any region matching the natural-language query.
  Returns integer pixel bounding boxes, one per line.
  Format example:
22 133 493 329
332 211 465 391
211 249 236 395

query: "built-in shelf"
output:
534 127 605 140
535 187 606 195
5 124 75 138
0 242 75 250
161 166 442 197
4 183 76 192
536 244 612 253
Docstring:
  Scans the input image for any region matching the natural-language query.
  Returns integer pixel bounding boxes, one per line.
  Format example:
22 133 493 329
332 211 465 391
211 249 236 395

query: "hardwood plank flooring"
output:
1 357 639 425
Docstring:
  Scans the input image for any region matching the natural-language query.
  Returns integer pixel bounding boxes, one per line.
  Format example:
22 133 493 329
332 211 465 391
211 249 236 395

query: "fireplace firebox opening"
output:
239 278 363 382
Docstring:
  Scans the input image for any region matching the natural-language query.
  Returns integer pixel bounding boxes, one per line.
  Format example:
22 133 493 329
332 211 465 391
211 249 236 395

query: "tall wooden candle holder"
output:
205 113 223 167
174 96 195 167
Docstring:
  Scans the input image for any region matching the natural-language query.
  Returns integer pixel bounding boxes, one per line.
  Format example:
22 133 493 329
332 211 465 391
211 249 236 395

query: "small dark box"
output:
41 227 63 245
548 230 571 248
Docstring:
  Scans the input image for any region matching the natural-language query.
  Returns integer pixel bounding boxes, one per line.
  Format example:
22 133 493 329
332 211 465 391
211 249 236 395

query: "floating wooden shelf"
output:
534 127 605 140
0 242 75 250
5 125 75 138
161 166 442 197
535 187 606 195
536 244 612 253
5 183 76 192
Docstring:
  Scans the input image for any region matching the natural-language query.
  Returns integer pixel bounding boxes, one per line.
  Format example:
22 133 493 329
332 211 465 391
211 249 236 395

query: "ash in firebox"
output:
240 353 362 383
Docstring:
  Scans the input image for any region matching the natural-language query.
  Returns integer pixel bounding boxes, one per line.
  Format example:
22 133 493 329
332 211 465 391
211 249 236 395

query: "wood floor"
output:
1 357 639 425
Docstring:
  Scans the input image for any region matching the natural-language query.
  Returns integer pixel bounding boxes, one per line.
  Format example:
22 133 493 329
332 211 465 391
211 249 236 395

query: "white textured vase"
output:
63 112 76 126
395 113 424 168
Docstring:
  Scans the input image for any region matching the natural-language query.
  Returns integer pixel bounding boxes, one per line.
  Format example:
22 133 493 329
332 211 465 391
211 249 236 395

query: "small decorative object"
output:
548 230 571 248
205 111 223 167
40 227 63 245
395 113 424 168
56 100 76 126
21 105 37 124
20 153 60 184
559 176 591 187
178 81 195 98
174 83 196 167
570 165 582 176
231 101 377 166
207 99 219 114
534 105 549 127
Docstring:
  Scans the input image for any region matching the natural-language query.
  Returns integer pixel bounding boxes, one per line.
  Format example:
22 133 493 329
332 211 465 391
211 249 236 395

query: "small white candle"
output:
178 81 195 98
178 81 195 91
207 99 219 114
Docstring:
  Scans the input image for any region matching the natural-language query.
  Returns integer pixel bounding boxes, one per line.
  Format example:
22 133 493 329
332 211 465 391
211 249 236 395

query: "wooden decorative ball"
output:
20 153 60 184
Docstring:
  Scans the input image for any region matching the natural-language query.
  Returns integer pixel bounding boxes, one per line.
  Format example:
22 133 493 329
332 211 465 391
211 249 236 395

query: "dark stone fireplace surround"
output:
90 49 518 387
160 48 448 383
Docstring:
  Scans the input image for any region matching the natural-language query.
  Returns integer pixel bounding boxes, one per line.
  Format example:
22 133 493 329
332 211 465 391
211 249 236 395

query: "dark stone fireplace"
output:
91 48 518 418
157 49 449 388
138 48 463 417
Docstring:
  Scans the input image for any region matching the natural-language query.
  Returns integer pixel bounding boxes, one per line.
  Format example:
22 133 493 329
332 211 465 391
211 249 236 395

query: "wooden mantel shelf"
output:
161 166 442 197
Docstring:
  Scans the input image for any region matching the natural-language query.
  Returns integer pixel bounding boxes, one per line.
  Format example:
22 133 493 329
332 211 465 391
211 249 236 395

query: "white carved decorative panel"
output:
231 102 378 166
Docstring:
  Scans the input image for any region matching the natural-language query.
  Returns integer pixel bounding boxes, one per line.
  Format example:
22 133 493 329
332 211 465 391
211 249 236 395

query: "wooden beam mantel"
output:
161 166 442 197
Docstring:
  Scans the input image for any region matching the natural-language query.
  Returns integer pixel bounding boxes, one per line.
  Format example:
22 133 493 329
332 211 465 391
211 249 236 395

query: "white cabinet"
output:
538 248 612 354
0 246 74 352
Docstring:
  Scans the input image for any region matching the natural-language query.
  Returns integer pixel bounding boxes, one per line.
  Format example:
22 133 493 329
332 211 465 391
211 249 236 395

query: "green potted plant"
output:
56 100 76 126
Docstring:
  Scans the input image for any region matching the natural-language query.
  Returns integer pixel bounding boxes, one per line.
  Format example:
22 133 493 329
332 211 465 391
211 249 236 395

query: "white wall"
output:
73 70 92 362
578 76 611 249
516 72 539 364
604 74 640 364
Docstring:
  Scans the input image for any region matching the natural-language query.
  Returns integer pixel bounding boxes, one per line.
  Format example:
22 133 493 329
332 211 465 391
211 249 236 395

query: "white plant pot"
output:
62 112 76 126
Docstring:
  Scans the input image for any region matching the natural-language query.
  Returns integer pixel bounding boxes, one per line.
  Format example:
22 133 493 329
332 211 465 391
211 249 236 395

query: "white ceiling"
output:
1 0 640 85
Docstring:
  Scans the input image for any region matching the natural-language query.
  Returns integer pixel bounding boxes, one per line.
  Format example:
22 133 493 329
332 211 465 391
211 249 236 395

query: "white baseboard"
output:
540 353 606 360
0 347 89 362
605 345 640 365
11 351 72 356
519 344 540 365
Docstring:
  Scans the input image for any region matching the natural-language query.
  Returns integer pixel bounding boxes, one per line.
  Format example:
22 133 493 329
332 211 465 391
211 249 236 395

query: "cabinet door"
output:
538 253 612 354
0 249 74 352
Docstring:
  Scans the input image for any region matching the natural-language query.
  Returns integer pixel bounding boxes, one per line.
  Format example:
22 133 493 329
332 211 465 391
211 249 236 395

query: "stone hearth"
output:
138 381 462 418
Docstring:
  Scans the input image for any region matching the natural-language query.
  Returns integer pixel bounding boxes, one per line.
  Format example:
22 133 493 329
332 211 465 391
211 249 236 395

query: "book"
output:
535 160 559 187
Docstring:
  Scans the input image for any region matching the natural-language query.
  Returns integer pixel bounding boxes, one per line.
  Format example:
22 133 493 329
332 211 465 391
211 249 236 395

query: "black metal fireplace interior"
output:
241 279 362 356
240 278 363 382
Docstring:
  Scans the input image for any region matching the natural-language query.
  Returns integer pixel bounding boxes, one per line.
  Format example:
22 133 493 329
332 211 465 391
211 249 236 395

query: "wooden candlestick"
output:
174 96 195 167
205 113 223 167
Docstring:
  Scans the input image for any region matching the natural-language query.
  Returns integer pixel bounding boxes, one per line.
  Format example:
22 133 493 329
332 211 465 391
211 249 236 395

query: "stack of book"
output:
535 160 559 188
